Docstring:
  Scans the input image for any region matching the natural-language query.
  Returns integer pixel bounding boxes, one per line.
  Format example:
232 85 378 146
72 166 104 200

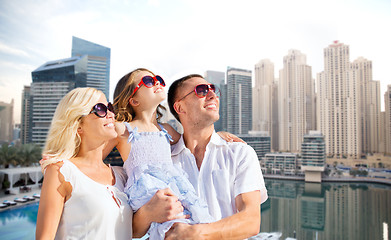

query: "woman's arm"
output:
36 163 71 240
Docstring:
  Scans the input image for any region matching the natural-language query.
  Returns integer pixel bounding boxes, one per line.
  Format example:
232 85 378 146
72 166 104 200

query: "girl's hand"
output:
217 131 246 144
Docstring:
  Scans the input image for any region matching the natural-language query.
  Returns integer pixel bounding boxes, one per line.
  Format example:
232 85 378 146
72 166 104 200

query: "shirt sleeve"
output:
233 144 268 204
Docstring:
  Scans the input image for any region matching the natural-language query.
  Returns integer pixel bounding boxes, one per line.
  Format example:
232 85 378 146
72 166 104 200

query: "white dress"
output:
55 159 133 240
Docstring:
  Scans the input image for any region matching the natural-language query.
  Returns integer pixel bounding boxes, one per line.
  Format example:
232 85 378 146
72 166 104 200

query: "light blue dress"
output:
123 122 214 240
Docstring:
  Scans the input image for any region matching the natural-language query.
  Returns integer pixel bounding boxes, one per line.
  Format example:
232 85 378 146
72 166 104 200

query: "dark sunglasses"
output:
131 75 165 97
89 102 114 118
177 84 220 102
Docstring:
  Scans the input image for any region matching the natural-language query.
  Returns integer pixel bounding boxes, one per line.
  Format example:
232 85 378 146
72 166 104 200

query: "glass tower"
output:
71 36 111 98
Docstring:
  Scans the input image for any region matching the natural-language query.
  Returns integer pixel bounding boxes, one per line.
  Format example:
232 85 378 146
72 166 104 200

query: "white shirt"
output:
171 132 268 220
55 160 132 240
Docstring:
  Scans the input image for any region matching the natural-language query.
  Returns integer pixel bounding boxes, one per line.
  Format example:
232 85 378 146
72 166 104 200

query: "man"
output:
132 74 268 239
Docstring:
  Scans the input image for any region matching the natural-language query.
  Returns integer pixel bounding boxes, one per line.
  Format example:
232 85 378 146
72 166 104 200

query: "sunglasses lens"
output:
156 76 166 86
94 103 108 117
195 84 209 97
107 102 114 113
142 76 155 87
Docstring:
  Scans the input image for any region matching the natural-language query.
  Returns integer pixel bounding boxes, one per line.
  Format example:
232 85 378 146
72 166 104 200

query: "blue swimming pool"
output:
0 202 39 240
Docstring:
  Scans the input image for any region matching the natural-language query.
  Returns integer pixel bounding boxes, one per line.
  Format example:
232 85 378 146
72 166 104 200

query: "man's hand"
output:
165 223 201 240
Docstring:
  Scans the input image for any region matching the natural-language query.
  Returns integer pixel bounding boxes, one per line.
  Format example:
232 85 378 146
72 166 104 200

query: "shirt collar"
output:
171 131 227 156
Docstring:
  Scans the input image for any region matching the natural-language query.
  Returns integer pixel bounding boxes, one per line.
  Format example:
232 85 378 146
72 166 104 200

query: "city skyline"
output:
1 0 390 123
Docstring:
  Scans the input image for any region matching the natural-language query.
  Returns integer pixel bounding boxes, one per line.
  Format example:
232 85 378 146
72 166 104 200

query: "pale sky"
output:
1 0 390 123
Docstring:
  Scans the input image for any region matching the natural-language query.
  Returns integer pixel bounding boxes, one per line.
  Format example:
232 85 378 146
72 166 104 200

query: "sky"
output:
1 0 390 124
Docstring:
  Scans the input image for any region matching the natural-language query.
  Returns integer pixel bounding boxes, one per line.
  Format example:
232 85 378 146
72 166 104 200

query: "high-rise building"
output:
0 100 14 144
238 131 271 160
21 86 31 144
253 59 279 151
30 56 88 146
350 57 381 154
71 36 111 98
301 130 325 182
205 70 225 131
317 41 361 159
279 50 315 152
385 85 391 155
226 67 252 134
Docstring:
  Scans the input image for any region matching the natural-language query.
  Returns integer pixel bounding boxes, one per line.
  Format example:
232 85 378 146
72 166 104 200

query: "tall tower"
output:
0 100 14 143
385 85 391 155
278 50 315 152
350 57 381 154
253 59 279 151
30 56 88 146
205 70 225 132
226 67 252 134
72 36 111 98
317 41 361 159
20 86 31 144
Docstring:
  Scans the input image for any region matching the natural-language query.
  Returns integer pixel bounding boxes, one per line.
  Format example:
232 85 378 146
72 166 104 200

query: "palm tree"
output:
0 143 18 168
17 144 42 167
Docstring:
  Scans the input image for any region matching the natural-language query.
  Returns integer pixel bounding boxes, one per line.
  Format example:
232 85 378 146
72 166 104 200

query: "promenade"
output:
0 186 41 212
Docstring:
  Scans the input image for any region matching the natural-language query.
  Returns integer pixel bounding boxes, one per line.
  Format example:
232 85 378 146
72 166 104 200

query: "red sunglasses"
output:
177 84 220 102
130 75 165 97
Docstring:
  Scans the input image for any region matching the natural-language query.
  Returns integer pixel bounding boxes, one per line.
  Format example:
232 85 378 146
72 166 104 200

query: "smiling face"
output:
131 71 166 106
175 77 220 127
78 94 117 142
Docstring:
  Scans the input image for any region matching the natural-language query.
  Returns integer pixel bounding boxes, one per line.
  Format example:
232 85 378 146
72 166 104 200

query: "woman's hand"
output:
217 131 246 144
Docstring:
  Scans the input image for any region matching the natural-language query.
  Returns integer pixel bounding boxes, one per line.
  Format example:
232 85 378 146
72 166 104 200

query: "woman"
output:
36 88 132 240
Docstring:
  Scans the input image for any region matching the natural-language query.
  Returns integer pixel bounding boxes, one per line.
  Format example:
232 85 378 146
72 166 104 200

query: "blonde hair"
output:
113 68 165 123
41 87 103 171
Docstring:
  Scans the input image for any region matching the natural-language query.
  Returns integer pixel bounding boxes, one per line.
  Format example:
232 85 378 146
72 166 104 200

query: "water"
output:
0 180 390 240
0 202 38 240
260 179 391 240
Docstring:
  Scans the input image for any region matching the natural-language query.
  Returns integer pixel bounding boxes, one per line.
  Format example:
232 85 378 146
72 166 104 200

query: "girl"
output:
36 88 132 240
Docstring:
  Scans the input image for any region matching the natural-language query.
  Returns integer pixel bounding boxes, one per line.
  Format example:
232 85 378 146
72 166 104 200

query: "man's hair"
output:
167 74 203 122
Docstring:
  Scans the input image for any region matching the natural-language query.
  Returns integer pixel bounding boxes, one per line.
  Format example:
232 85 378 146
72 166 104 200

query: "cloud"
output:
0 42 30 57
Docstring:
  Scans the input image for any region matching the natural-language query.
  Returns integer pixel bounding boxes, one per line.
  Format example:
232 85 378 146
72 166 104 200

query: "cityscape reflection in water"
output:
260 179 391 240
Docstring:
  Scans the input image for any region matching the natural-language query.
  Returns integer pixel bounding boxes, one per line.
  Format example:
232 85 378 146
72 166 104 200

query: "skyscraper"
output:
71 36 111 98
350 57 381 154
30 56 88 146
205 70 225 131
0 100 14 144
20 86 31 144
279 50 315 152
385 85 391 155
226 67 252 134
253 59 279 151
317 41 361 159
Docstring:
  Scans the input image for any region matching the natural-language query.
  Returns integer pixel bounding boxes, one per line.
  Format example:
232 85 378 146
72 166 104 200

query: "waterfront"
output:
260 179 391 240
0 179 390 239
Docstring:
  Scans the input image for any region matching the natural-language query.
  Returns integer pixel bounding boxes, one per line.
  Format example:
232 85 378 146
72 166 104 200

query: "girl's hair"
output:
41 87 103 170
113 68 165 123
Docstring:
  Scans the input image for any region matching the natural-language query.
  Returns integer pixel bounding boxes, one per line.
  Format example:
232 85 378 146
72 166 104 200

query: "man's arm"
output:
165 190 261 240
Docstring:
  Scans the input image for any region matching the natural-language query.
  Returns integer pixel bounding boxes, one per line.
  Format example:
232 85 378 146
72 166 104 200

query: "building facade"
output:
317 41 361 159
385 85 391 155
20 86 31 144
238 131 271 160
0 100 14 144
279 50 315 152
226 67 252 134
263 152 299 175
205 70 225 132
253 59 279 151
30 56 88 146
71 36 111 98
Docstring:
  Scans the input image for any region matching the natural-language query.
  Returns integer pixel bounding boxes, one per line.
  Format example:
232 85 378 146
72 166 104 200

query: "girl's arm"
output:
161 123 181 144
36 163 71 240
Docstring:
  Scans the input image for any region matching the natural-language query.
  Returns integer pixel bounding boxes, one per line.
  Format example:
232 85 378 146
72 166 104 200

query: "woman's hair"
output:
41 87 103 170
113 68 165 123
